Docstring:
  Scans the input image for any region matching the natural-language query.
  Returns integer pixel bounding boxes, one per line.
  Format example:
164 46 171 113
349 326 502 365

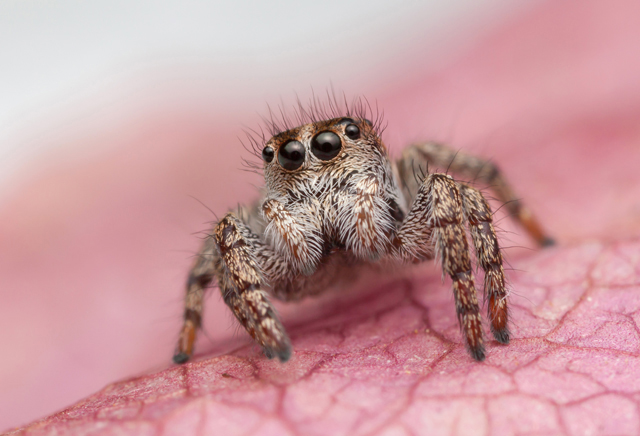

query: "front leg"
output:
395 173 485 361
215 213 292 362
174 212 291 364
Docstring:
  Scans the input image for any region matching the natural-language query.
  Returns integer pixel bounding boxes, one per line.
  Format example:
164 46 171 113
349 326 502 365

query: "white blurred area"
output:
0 0 537 197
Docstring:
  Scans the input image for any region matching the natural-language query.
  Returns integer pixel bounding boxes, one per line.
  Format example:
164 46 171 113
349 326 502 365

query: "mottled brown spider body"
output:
262 117 402 273
173 101 552 364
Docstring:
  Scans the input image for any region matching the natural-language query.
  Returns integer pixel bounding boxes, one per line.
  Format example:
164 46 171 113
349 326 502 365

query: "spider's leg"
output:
215 213 291 362
459 183 509 344
174 212 291 364
395 173 485 361
396 142 554 247
173 234 215 364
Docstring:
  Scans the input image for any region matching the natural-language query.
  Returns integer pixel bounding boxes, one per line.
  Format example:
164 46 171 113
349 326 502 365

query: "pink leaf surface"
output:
7 240 640 436
3 1 640 435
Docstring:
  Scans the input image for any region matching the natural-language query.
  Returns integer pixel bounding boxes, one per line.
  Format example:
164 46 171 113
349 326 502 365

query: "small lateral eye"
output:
311 131 342 161
278 140 306 170
345 124 360 140
262 146 274 163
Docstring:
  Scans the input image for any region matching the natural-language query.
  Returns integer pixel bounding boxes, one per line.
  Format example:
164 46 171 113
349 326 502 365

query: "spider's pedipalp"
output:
262 198 324 275
336 174 394 260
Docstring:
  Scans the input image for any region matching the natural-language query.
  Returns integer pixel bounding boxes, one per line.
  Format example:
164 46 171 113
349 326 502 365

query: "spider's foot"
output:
469 344 486 362
541 237 556 247
491 327 510 344
263 344 292 363
173 352 190 365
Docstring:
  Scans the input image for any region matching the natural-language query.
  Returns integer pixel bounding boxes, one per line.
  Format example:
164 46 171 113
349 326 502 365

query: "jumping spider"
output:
173 101 552 364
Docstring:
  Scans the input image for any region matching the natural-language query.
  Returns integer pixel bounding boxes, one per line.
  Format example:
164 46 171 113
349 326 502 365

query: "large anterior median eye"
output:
278 140 306 170
311 131 342 161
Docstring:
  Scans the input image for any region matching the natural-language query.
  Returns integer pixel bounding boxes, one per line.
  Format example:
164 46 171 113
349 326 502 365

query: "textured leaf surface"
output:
8 239 640 436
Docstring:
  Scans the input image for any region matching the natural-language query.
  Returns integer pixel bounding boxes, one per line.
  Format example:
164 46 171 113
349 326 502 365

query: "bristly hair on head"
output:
239 90 386 174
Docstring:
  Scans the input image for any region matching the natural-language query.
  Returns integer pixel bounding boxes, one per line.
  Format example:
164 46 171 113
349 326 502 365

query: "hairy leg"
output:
215 213 292 362
395 173 485 361
173 235 216 364
459 183 509 344
174 213 291 364
397 142 554 246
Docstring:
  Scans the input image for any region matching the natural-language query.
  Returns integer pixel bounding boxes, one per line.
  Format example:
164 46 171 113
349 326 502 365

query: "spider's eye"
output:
278 140 305 170
345 124 361 140
311 131 342 161
262 146 274 163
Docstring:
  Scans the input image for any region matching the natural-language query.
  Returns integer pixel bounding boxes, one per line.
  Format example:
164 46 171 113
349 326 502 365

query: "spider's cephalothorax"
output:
261 117 404 274
173 109 553 364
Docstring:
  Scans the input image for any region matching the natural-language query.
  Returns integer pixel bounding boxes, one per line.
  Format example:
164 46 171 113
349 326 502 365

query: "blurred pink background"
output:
2 0 640 432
